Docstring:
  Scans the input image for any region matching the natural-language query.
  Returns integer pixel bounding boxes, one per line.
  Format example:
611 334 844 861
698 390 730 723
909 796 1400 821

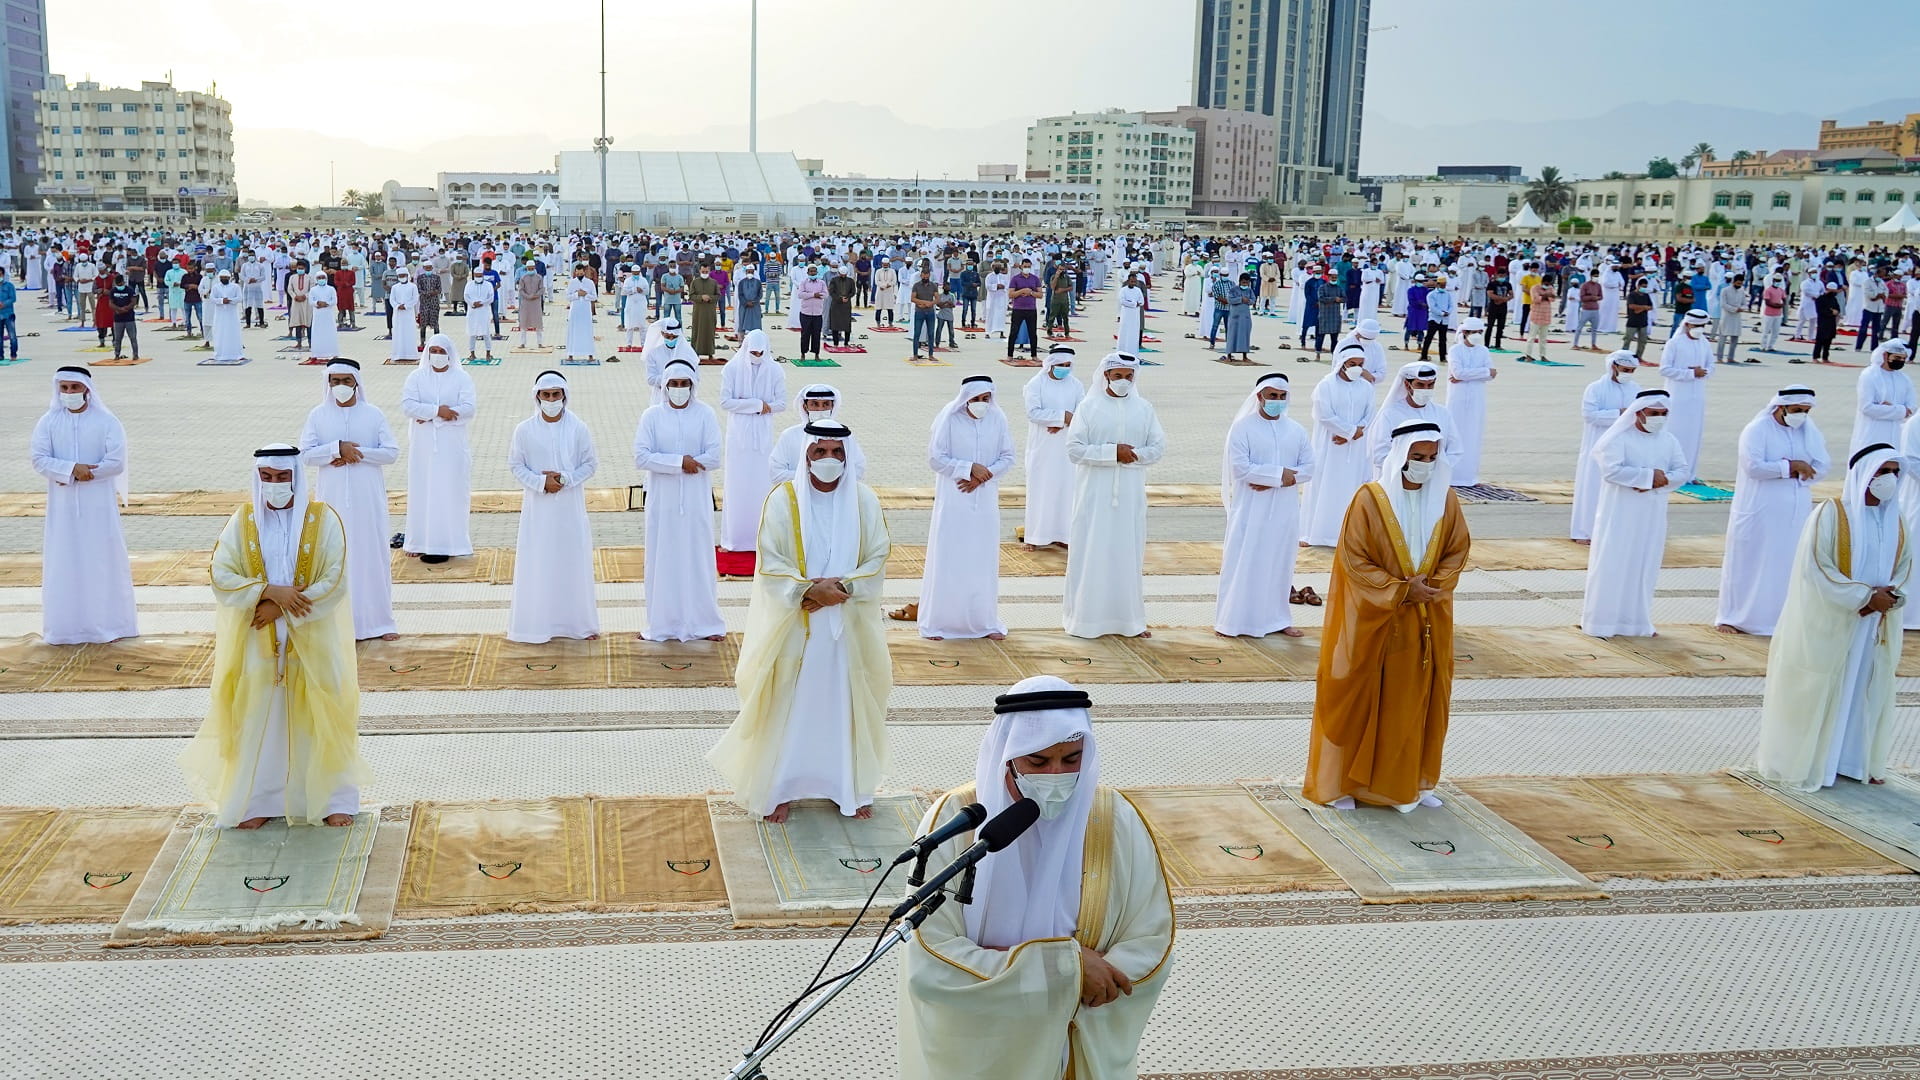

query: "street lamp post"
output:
749 0 758 154
596 0 611 229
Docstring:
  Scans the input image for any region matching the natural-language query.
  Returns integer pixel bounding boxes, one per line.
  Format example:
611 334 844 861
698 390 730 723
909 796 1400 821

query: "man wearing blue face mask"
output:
796 263 828 360
1216 372 1314 638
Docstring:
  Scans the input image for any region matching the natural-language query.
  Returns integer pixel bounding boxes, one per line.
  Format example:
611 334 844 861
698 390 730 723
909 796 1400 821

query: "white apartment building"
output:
1025 110 1195 221
810 176 1098 225
438 170 558 222
34 75 235 217
1386 173 1919 235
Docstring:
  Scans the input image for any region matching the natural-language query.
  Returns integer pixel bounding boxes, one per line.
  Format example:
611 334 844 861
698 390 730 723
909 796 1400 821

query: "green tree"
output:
1646 157 1679 179
1524 165 1574 220
359 193 384 219
339 187 363 208
1602 171 1627 180
288 204 308 214
1731 149 1753 164
1689 142 1715 175
1679 152 1698 176
1250 197 1282 226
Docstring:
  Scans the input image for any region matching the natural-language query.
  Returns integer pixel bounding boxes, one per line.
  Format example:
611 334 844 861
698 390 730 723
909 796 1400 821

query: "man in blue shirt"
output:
0 269 16 360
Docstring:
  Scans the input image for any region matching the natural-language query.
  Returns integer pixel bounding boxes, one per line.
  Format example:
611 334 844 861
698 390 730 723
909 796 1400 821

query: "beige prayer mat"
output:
0 553 38 586
139 550 213 587
48 635 215 691
1604 624 1772 677
109 808 407 947
994 631 1163 683
709 794 928 928
389 550 505 585
1453 777 1724 879
397 798 596 916
1123 628 1293 682
591 796 728 911
1898 634 1920 678
1252 783 1606 904
1458 626 1666 679
1140 541 1225 577
593 546 648 583
887 634 1026 686
620 635 740 688
1124 785 1341 894
473 636 617 690
0 807 179 923
868 486 937 511
0 635 82 692
885 545 928 579
1000 543 1069 577
1732 770 1920 872
1662 534 1728 568
1143 483 1225 507
1589 774 1905 878
356 635 482 691
1242 627 1327 678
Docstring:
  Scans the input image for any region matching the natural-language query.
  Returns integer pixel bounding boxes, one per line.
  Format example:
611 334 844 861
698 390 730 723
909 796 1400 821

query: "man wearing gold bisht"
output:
1304 420 1471 813
180 444 366 828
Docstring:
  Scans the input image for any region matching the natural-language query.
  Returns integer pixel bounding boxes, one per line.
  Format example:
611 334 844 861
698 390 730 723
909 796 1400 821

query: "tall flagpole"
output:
749 0 759 153
595 0 611 229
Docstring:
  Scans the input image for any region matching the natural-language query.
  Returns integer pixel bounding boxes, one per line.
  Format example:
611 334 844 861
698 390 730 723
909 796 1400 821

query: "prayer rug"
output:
1453 777 1722 879
698 356 728 366
0 635 82 691
1123 628 1292 682
460 355 502 366
902 356 951 367
50 634 215 691
1676 482 1735 502
1449 484 1538 503
1604 624 1772 677
356 635 482 692
473 636 615 690
1260 783 1605 903
396 798 595 916
383 357 420 366
0 356 28 367
1241 627 1326 678
1525 358 1583 368
0 807 178 923
998 357 1043 368
193 357 251 366
591 796 728 911
823 345 867 354
1457 626 1665 679
619 636 740 688
594 546 647 582
1590 774 1904 877
788 356 840 367
994 631 1162 683
1125 785 1341 894
110 808 406 946
388 549 503 584
887 634 1025 686
560 357 602 366
710 793 928 927
85 356 150 367
1139 540 1224 574
1732 770 1920 872
298 357 328 365
871 325 907 333
56 326 90 333
1208 356 1269 367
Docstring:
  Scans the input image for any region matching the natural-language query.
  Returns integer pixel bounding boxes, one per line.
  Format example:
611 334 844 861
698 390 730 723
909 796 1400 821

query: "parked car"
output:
471 217 498 227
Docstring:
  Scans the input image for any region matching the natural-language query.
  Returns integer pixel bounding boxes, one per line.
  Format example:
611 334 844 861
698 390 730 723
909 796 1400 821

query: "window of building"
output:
1887 190 1906 203
94 102 109 112
99 171 114 181
1733 192 1753 208
176 149 186 157
1855 216 1873 226
1858 190 1876 202
1825 216 1842 227
48 147 57 156
175 126 185 135
121 103 137 112
174 104 184 112
1634 193 1646 207
1578 194 1590 207
124 149 138 159
127 171 142 181
122 126 137 135
50 170 60 180
1772 192 1791 208
1713 192 1731 208
97 126 111 135
1828 189 1845 202
1605 194 1618 207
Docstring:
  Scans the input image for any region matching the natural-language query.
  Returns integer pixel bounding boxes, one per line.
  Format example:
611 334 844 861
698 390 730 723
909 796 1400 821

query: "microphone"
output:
895 802 987 867
889 799 1039 922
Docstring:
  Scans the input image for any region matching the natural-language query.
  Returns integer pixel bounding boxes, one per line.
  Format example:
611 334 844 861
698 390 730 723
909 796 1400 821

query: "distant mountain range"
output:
1360 98 1920 179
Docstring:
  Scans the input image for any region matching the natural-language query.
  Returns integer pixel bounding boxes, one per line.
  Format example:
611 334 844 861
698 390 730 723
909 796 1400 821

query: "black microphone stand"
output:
722 892 948 1080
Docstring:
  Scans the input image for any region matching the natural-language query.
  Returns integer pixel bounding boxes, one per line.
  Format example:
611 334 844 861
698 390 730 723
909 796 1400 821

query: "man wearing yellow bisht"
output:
899 675 1174 1080
707 420 891 824
1304 420 1471 813
180 444 366 829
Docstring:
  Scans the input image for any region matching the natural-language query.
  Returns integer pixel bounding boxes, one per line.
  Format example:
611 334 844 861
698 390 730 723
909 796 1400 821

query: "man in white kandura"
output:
1851 340 1914 453
506 371 601 643
31 367 137 644
1757 442 1911 791
400 334 477 565
717 328 788 553
642 317 699 408
463 270 496 361
770 383 867 486
388 266 421 362
1301 344 1374 548
1580 389 1690 638
208 265 247 363
564 264 597 361
919 375 1016 641
1367 362 1460 473
1571 352 1640 544
899 676 1173 1080
1215 372 1314 638
707 421 891 824
1444 316 1495 487
299 359 400 641
632 358 726 642
181 445 366 829
1659 309 1713 484
1023 345 1083 550
1064 354 1167 639
1115 270 1147 355
1715 386 1828 635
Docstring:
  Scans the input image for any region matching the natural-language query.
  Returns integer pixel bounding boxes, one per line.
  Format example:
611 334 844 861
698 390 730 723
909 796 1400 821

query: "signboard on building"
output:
35 183 96 195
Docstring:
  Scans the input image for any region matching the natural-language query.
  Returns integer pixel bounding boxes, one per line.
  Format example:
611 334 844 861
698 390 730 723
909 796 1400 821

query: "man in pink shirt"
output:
795 263 828 360
1758 274 1789 352
1570 276 1604 351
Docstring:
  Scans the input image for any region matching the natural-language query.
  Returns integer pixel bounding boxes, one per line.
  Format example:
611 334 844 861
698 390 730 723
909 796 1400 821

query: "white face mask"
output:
1108 377 1134 397
1782 411 1808 429
965 400 989 420
1869 473 1900 502
1261 398 1288 418
260 482 295 508
667 385 692 407
1409 387 1434 406
59 392 87 411
1403 459 1435 485
808 457 845 484
1013 768 1080 821
539 398 566 418
1640 413 1668 434
331 383 356 404
429 351 450 369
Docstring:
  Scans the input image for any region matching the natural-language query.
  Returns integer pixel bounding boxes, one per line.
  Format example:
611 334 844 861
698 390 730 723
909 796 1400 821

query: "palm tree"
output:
1690 142 1715 175
339 187 363 209
1907 118 1920 155
1525 166 1574 220
1679 152 1698 176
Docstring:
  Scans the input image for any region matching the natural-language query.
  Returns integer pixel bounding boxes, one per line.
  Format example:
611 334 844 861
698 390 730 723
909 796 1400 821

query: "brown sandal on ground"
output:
887 603 919 622
1298 586 1322 607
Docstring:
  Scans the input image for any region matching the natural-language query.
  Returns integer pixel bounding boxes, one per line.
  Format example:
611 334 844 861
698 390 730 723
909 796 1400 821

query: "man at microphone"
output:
898 675 1174 1080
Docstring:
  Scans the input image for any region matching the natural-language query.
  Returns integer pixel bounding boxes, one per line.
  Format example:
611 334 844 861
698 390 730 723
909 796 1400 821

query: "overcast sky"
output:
47 0 1920 172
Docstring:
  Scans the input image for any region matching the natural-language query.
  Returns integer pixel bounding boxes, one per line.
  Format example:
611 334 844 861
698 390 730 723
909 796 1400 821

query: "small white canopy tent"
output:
1503 203 1548 229
1873 204 1920 234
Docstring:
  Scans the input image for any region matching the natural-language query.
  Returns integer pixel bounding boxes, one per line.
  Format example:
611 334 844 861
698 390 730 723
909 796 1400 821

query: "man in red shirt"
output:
1758 274 1790 352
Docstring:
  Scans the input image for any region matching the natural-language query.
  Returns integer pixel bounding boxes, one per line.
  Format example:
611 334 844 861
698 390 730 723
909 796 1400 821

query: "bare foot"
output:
986 632 1006 640
1869 777 1887 785
1134 630 1153 639
322 813 355 827
1024 543 1042 552
704 634 725 642
853 805 874 820
380 633 399 641
585 633 600 641
1572 538 1591 546
1714 624 1744 635
925 635 943 641
236 817 270 830
1279 626 1305 638
764 802 792 825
